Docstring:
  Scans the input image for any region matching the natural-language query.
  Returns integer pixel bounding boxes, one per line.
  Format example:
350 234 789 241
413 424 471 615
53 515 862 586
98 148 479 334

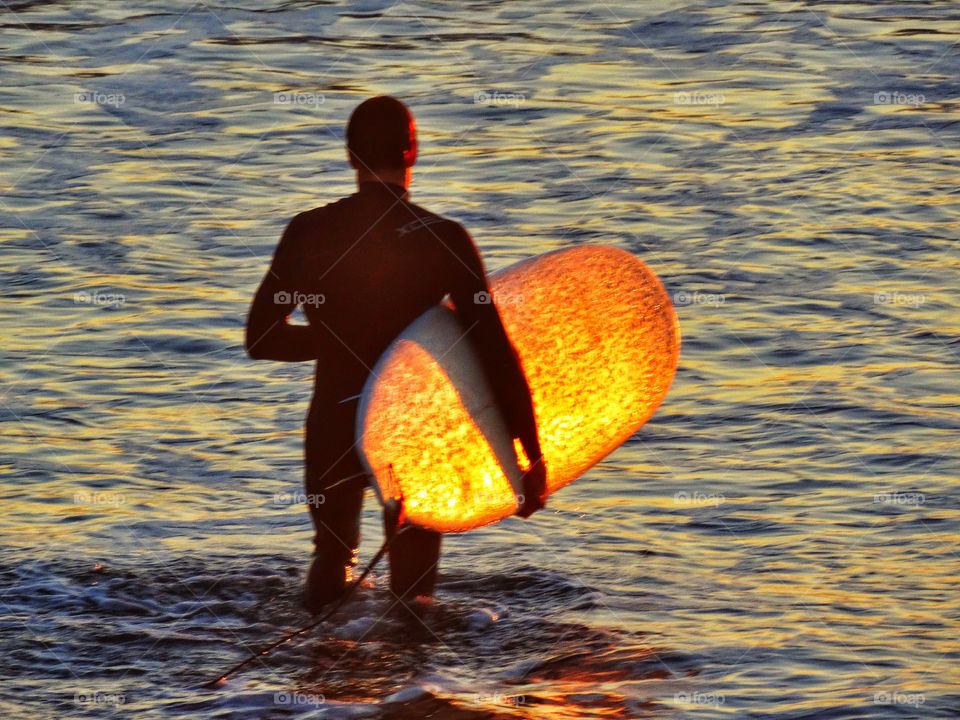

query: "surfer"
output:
245 96 546 613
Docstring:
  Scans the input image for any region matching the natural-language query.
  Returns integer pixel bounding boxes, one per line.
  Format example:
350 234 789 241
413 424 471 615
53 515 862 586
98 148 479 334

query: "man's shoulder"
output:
280 197 354 255
291 196 350 228
287 195 472 252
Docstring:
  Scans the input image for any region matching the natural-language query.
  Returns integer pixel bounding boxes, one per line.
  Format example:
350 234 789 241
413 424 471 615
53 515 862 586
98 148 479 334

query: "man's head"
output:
346 96 418 174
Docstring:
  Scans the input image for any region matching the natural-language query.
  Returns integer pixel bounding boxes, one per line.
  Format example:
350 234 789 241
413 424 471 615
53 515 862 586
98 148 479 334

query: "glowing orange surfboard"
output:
356 245 680 533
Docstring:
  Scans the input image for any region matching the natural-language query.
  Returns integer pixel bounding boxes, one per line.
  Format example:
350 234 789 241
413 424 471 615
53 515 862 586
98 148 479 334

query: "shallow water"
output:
2 1 959 718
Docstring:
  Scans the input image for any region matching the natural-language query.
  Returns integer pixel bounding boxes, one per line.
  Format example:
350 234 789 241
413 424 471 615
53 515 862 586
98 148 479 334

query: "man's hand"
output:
516 456 547 518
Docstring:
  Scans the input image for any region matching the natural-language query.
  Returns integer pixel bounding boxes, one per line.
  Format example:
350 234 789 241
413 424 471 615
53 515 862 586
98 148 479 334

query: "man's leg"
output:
303 438 366 613
385 514 442 601
304 484 364 613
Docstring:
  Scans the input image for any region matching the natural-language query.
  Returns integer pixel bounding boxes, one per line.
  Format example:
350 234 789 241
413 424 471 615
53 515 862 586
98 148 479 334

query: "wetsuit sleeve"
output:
447 225 543 465
245 213 321 362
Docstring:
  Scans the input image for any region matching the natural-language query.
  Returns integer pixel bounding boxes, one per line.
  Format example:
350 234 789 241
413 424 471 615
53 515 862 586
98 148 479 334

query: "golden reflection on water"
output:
1 1 959 717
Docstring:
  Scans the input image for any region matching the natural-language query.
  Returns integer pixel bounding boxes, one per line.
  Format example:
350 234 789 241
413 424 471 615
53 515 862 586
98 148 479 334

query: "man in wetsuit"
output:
245 96 546 613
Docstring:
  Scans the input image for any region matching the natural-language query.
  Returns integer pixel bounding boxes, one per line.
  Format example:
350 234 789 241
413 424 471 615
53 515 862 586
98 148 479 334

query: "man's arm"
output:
245 214 321 362
447 225 546 516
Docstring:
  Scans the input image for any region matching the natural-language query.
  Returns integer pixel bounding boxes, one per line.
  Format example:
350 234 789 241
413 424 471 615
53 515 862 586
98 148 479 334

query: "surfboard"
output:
356 245 680 533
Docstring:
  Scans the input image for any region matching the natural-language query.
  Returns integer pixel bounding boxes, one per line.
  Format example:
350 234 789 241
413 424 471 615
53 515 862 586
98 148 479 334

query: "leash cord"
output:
202 528 405 688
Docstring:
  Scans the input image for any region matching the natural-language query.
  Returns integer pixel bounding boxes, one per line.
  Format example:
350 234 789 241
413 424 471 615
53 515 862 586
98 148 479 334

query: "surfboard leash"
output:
201 524 408 688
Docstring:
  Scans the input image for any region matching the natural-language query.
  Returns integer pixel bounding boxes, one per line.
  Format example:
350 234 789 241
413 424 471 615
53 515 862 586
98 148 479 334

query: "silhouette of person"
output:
245 96 545 613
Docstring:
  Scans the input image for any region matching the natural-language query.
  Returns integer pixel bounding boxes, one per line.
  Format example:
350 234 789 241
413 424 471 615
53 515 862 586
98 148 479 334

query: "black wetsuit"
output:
246 181 539 583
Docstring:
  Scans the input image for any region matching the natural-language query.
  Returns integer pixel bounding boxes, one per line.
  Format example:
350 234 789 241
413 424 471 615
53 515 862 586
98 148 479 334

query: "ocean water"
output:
2 1 958 718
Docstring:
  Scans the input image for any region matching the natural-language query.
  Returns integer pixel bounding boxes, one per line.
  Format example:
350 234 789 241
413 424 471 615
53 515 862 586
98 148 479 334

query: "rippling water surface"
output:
2 1 959 718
